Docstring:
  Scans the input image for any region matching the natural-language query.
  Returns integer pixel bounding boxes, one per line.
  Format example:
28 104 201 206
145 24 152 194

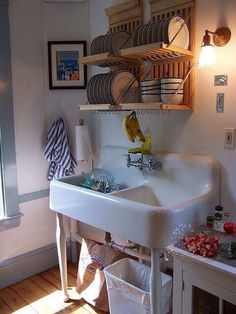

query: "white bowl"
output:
161 77 183 84
141 87 161 93
140 79 160 87
161 93 183 105
161 83 183 90
142 94 161 103
161 88 183 93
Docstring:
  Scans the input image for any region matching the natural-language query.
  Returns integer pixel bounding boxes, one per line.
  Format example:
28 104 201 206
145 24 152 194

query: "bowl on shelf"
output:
160 77 183 105
140 79 161 103
161 92 183 105
160 77 183 89
141 94 161 103
140 79 161 87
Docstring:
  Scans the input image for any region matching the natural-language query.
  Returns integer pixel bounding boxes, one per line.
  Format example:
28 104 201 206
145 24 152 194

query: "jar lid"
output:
207 215 215 222
215 205 223 211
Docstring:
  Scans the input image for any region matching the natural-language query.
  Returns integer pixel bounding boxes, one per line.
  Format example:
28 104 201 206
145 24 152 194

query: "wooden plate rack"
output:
79 0 195 111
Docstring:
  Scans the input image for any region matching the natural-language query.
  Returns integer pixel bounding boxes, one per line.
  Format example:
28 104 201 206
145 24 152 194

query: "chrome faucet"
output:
126 153 162 171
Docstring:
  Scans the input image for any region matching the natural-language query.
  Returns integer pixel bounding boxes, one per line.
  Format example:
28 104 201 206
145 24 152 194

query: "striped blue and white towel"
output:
45 116 77 180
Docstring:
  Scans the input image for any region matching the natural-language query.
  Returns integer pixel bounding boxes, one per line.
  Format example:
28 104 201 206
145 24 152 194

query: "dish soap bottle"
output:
214 205 224 231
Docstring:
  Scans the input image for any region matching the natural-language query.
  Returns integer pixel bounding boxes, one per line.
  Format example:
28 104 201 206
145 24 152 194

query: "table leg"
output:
56 213 69 301
70 218 79 263
150 248 162 314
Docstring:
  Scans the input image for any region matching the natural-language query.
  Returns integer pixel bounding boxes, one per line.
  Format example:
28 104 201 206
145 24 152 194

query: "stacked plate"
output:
87 70 140 105
160 78 183 105
91 31 131 55
132 15 189 50
140 79 161 103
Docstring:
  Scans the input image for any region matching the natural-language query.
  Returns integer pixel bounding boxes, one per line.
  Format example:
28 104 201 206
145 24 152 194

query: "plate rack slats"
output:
149 0 195 109
105 0 143 80
79 0 195 111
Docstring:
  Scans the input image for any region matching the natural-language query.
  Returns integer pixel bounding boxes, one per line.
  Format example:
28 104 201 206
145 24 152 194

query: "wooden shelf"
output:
120 42 193 62
79 43 193 67
79 102 192 111
79 52 140 67
80 0 195 111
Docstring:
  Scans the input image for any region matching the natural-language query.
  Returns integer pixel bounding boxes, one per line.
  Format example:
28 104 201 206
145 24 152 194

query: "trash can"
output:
104 258 172 314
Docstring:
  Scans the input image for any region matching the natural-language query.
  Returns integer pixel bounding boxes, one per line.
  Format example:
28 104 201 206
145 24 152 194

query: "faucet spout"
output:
126 153 162 171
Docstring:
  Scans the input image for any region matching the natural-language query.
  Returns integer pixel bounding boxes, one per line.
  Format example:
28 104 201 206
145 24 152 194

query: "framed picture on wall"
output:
48 41 87 89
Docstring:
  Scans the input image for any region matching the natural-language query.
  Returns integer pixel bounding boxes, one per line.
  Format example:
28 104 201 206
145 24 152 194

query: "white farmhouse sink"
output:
50 146 220 248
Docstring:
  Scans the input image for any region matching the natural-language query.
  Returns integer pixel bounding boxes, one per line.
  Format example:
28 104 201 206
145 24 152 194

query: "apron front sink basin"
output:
50 146 220 248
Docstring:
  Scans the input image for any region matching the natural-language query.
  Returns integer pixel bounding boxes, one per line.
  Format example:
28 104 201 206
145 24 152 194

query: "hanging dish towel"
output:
45 116 77 180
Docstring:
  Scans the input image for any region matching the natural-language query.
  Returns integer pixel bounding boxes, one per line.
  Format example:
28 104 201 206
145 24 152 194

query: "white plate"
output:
111 71 139 105
106 32 114 52
112 31 131 54
162 16 172 44
103 72 113 104
152 20 162 43
100 35 108 53
91 37 97 55
137 24 146 46
141 23 151 45
167 15 189 49
132 25 143 47
87 74 102 104
158 18 167 42
97 74 108 103
87 74 99 103
93 74 104 103
146 21 156 44
107 71 118 104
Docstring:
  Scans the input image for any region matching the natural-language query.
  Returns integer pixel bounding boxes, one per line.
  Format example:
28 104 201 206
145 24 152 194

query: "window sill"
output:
0 213 23 232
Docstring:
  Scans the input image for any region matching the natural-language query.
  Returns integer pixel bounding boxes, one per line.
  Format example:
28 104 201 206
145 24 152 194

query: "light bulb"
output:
198 45 217 67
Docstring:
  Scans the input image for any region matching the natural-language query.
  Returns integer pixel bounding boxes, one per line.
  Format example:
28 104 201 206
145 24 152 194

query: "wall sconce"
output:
198 27 231 67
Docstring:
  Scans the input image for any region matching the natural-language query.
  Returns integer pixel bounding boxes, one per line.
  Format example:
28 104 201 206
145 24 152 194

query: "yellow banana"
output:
122 114 135 142
129 111 145 142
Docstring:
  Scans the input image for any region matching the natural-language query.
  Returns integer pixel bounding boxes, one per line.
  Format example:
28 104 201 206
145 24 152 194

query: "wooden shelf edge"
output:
79 103 192 111
80 43 193 66
79 53 141 66
120 42 193 58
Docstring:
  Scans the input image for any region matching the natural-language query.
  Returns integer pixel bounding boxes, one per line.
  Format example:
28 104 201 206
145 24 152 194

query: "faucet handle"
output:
124 153 131 167
148 158 162 171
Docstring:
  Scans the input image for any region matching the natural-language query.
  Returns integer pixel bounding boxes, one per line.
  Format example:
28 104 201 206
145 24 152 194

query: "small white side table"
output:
169 241 236 314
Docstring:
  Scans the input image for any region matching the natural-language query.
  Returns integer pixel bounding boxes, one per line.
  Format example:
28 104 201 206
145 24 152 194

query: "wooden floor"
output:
0 263 106 314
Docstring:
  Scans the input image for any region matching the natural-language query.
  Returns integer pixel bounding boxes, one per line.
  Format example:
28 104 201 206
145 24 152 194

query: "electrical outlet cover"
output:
216 93 224 113
224 128 235 149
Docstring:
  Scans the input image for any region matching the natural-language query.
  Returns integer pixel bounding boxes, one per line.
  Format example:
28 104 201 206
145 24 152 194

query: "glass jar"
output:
206 215 215 229
214 205 224 231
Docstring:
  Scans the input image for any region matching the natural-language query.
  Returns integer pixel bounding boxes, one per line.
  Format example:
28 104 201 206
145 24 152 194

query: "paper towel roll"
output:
75 125 93 161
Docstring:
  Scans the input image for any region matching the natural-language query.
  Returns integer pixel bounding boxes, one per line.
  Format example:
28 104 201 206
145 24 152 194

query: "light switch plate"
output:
224 128 235 149
216 93 224 113
214 75 228 86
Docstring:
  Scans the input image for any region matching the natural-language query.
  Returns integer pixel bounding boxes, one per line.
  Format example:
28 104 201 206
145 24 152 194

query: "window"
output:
0 1 21 231
0 159 4 218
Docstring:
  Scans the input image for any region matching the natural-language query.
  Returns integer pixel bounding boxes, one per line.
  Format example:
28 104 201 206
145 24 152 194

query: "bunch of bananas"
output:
122 111 145 142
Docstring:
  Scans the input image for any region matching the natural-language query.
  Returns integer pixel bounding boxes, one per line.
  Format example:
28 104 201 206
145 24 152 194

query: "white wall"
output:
89 0 236 219
1 0 236 263
0 0 90 261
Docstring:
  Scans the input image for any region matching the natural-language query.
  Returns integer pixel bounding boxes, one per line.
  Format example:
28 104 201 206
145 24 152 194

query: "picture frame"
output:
48 41 87 89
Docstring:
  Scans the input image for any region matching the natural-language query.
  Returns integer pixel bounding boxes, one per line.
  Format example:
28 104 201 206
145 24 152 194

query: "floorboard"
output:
0 263 106 314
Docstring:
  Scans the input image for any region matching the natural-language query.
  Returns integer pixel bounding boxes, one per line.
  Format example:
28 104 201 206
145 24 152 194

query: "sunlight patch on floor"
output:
12 288 99 314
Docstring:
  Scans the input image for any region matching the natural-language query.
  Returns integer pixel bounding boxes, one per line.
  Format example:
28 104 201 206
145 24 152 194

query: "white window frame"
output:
0 0 21 231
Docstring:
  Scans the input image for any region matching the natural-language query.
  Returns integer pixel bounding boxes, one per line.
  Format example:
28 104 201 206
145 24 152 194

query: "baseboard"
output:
0 241 71 289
